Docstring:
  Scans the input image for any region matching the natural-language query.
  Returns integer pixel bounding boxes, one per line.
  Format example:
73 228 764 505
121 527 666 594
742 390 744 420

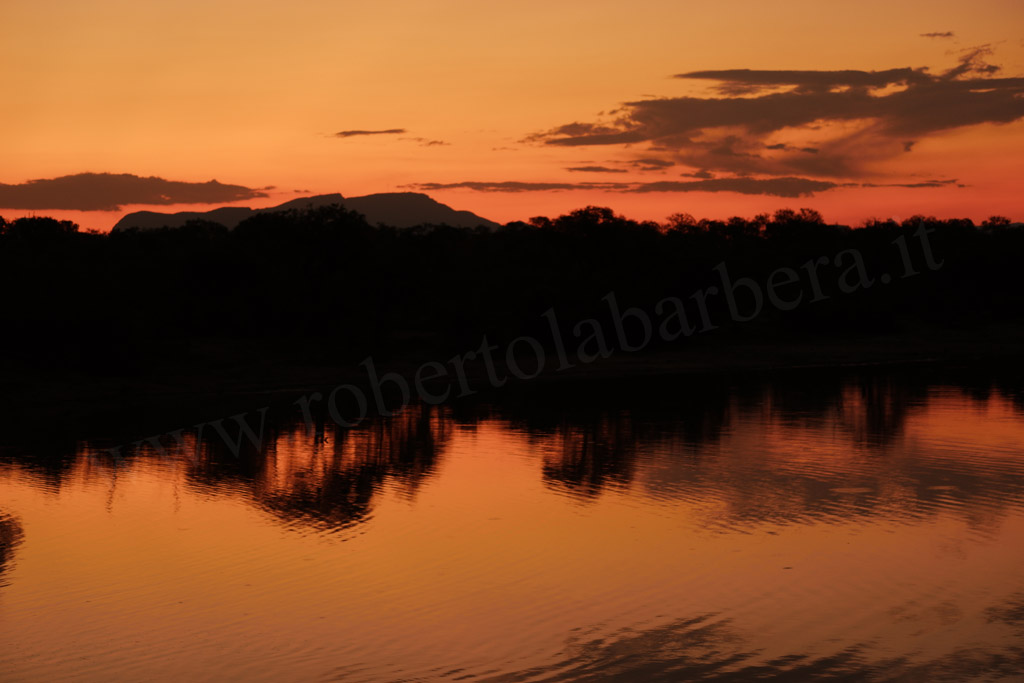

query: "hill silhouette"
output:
112 192 501 231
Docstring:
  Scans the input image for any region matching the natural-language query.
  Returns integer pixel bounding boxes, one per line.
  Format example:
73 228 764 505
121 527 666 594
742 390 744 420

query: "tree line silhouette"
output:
0 205 1021 376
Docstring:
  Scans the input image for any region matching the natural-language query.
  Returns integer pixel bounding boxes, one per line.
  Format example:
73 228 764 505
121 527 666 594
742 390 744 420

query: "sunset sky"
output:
2 0 1023 230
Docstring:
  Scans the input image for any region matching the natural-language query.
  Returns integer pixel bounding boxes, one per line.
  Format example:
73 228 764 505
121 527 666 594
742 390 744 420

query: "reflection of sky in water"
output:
0 373 1023 681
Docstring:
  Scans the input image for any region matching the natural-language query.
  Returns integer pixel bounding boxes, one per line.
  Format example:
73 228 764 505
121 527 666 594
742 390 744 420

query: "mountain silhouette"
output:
112 192 501 231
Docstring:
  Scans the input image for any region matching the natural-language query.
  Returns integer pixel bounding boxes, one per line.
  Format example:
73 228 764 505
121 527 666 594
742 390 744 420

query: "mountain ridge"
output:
112 192 501 231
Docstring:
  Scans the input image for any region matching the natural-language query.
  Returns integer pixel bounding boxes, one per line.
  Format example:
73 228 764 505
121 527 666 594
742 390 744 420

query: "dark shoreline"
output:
3 324 1023 445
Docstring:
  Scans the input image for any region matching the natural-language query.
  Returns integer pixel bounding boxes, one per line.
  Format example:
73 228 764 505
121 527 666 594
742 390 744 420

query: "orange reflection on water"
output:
1 377 1023 680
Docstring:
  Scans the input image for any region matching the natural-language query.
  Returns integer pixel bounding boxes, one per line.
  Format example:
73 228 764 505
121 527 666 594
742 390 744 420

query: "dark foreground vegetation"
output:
1 206 1022 393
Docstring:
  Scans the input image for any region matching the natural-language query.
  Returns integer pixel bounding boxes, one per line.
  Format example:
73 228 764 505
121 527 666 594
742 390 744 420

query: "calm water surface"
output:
2 373 1023 681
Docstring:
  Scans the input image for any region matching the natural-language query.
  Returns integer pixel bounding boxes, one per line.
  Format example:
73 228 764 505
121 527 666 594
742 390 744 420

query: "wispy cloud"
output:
0 172 269 211
333 130 450 146
334 128 407 138
566 166 629 173
921 31 955 39
403 136 451 147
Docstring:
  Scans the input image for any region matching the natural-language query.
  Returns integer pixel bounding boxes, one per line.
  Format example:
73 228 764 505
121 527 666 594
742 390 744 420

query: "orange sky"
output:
2 0 1023 229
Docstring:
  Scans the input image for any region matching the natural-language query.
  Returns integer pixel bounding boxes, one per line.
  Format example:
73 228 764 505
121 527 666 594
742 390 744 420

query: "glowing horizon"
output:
2 0 1023 231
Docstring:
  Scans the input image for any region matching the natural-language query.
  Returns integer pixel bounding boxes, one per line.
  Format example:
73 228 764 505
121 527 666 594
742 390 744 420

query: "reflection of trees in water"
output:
763 372 927 447
0 404 449 534
1 369 1022 535
478 372 1024 530
186 403 449 529
0 511 25 587
475 378 735 499
0 433 84 494
540 411 638 498
176 368 1017 531
505 372 934 501
163 369 1023 533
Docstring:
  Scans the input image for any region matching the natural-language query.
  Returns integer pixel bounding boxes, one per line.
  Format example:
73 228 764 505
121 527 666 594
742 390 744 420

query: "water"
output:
2 372 1023 681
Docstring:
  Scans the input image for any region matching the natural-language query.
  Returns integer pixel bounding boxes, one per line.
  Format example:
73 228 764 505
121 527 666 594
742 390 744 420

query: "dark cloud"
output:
624 177 838 197
677 67 928 94
680 170 714 179
766 143 819 153
629 158 676 170
530 48 1024 180
408 174 962 197
408 181 632 192
0 173 269 211
566 166 629 173
334 128 406 138
853 179 959 188
921 32 955 39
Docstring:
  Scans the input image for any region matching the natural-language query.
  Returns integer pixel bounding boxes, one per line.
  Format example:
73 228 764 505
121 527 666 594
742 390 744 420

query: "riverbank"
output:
3 323 1023 443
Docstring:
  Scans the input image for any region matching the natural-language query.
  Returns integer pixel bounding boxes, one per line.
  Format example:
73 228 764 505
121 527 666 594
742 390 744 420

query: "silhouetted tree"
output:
3 216 79 240
983 216 1012 228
